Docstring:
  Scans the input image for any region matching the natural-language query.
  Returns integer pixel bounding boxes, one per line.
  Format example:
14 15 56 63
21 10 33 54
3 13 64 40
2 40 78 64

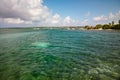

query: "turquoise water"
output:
0 28 120 80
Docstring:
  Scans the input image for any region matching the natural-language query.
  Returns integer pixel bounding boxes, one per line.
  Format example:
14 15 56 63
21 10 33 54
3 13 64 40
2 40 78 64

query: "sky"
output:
0 0 120 27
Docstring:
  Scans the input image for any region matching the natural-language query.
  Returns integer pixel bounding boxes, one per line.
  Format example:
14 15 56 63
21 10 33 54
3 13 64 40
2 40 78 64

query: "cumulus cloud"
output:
0 17 32 24
63 16 79 26
108 11 120 21
0 0 79 27
81 19 89 25
0 0 52 26
63 16 73 24
93 11 120 23
93 15 107 21
3 18 25 24
51 14 61 24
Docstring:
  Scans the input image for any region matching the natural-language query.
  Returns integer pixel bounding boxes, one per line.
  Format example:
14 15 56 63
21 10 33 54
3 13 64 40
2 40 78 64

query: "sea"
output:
0 28 120 80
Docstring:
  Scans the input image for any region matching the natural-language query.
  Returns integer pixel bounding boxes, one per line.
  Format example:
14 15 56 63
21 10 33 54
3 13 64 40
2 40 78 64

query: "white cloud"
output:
0 0 50 25
63 16 73 24
108 11 120 21
3 18 24 24
0 0 80 27
81 19 89 25
62 16 79 26
0 18 32 25
63 16 76 24
109 13 115 19
93 15 107 21
51 14 61 24
93 11 120 24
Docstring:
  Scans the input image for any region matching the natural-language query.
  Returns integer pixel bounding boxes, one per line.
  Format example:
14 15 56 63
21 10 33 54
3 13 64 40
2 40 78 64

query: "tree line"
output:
84 20 120 30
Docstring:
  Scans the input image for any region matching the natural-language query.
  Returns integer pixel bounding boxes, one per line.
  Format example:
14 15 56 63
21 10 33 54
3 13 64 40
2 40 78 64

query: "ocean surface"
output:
0 28 120 80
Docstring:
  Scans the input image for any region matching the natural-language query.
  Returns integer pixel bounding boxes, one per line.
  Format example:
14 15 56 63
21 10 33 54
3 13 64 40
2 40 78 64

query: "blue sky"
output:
44 0 120 19
0 0 120 27
43 0 120 25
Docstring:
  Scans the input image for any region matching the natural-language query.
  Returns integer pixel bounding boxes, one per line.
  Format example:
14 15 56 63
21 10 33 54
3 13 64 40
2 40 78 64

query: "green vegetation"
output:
84 20 120 30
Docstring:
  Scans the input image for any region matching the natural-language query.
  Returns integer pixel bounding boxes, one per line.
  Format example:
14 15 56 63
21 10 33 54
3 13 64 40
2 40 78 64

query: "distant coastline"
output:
0 20 120 30
84 20 120 30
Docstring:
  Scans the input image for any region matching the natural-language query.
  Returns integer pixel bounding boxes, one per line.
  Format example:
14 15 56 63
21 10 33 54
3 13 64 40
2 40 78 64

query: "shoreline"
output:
0 27 120 31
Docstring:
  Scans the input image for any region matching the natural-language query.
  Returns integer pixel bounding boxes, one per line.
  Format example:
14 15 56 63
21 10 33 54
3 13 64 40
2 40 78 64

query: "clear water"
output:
0 28 120 80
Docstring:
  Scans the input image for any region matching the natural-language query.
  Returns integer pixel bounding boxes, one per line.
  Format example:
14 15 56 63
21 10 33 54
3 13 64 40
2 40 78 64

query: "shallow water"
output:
0 28 120 80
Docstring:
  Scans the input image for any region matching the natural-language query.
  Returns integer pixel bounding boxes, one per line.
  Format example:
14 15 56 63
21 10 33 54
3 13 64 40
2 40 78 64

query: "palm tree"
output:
112 21 114 26
118 20 120 28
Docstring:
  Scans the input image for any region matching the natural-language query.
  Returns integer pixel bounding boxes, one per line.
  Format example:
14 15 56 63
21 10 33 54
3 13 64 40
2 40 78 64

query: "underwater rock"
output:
88 69 98 74
20 73 36 80
99 74 113 80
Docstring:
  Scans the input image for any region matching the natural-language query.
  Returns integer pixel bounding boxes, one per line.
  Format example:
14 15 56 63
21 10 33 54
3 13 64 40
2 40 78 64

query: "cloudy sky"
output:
0 0 120 27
